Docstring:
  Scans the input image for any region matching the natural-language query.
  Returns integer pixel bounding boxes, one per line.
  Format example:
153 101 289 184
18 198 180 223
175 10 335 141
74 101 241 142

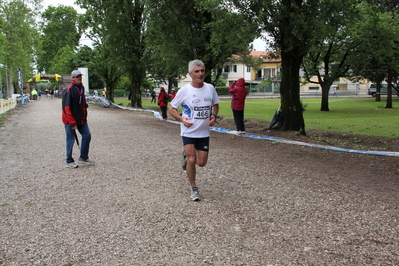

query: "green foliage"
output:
348 2 399 82
113 90 126 97
116 76 131 91
78 0 147 107
141 78 156 91
36 81 52 91
301 0 362 111
212 74 227 87
0 0 39 97
48 46 75 75
215 86 229 95
38 5 83 73
146 0 259 85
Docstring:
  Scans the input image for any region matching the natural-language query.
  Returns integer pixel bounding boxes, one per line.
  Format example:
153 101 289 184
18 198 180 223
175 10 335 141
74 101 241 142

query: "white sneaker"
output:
66 162 78 168
79 158 95 164
190 187 201 201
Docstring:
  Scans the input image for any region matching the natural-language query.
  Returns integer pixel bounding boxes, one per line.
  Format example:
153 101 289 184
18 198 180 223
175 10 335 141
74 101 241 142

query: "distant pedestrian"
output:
151 90 156 103
158 87 168 119
31 89 38 100
170 88 177 100
229 78 247 136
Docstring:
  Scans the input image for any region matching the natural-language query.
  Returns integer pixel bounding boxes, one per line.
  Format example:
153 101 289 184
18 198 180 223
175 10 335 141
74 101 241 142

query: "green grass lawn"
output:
115 97 399 138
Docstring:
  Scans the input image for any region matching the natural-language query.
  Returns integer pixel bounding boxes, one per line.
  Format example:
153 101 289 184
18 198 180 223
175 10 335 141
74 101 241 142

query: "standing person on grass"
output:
62 70 95 168
151 90 156 103
169 59 220 201
158 87 168 120
229 78 247 136
170 88 177 100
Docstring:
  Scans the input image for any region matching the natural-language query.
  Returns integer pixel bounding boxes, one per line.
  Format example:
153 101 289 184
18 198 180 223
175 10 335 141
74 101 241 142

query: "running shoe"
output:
66 162 78 168
182 151 187 171
190 187 201 201
79 158 95 164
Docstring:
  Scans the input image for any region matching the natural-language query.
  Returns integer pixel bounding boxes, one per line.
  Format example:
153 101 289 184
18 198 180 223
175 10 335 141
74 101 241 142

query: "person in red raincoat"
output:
229 78 248 135
158 87 169 120
170 88 177 100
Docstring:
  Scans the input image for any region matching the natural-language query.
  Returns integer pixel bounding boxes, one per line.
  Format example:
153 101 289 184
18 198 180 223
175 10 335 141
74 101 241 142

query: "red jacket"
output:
62 80 88 126
229 78 247 111
158 91 168 107
171 91 176 100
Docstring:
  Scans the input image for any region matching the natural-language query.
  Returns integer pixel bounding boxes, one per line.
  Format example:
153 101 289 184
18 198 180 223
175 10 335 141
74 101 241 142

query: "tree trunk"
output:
320 82 332 111
107 88 115 103
385 70 393 109
128 67 144 108
129 81 143 108
279 51 306 135
376 81 381 102
6 71 13 98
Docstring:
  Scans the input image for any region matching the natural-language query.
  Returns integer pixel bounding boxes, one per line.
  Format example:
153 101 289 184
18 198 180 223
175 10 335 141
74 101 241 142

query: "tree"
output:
78 0 147 108
89 44 123 102
301 1 361 111
0 0 39 98
348 2 399 107
38 5 83 73
146 0 258 88
232 0 368 134
48 45 75 75
232 0 325 134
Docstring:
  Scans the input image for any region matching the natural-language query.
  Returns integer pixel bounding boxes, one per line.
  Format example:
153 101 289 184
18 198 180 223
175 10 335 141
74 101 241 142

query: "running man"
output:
169 59 220 201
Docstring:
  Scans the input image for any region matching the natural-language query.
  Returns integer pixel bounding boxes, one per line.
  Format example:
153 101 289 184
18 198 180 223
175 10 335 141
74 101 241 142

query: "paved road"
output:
0 99 398 265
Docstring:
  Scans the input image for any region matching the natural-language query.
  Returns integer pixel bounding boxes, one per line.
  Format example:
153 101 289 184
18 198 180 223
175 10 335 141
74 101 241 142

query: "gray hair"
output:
188 59 205 73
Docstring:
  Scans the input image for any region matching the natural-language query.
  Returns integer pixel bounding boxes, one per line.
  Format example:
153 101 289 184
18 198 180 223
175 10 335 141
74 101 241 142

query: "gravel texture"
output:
0 99 399 265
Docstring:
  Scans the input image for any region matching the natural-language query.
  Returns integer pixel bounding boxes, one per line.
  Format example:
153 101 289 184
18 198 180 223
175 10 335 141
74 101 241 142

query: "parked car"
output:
368 83 399 97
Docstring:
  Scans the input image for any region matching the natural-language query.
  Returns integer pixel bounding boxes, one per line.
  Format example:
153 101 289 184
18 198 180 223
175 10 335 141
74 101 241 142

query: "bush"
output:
114 90 126 97
216 86 229 95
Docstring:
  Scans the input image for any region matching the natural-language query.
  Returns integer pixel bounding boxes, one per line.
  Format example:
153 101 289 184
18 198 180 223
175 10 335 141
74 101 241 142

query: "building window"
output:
247 66 251 72
309 86 319 90
224 65 230 73
233 65 237 72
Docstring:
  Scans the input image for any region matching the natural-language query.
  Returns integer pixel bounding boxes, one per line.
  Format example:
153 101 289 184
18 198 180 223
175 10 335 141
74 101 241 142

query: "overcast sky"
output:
41 0 267 51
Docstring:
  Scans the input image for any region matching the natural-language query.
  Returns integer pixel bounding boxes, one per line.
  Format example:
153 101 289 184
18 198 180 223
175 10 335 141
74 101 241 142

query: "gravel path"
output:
1 99 398 265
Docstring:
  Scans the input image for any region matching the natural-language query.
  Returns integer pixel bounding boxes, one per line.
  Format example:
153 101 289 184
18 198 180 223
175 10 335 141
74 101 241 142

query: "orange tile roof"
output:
250 51 281 63
232 51 280 63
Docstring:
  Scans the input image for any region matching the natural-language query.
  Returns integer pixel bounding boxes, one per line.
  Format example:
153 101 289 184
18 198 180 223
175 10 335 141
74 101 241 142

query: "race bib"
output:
193 106 210 119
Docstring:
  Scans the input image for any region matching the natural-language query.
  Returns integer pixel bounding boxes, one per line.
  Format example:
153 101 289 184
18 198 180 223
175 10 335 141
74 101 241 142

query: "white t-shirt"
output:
171 82 220 138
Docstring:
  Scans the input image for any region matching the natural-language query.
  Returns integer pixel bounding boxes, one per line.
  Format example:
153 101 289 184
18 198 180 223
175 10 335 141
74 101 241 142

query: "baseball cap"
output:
71 70 82 77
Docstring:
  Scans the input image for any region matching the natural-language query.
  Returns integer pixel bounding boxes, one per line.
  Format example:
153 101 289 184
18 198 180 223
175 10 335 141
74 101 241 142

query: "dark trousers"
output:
160 106 167 119
65 123 91 163
233 110 245 132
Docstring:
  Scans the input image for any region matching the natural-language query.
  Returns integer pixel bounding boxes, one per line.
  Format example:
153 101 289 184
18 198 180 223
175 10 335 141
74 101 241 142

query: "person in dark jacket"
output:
151 90 156 103
62 70 94 168
158 87 168 120
229 78 248 136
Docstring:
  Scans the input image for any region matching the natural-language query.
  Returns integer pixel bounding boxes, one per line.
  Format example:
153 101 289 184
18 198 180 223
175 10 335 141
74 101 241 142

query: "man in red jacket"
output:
62 70 94 168
229 78 248 136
